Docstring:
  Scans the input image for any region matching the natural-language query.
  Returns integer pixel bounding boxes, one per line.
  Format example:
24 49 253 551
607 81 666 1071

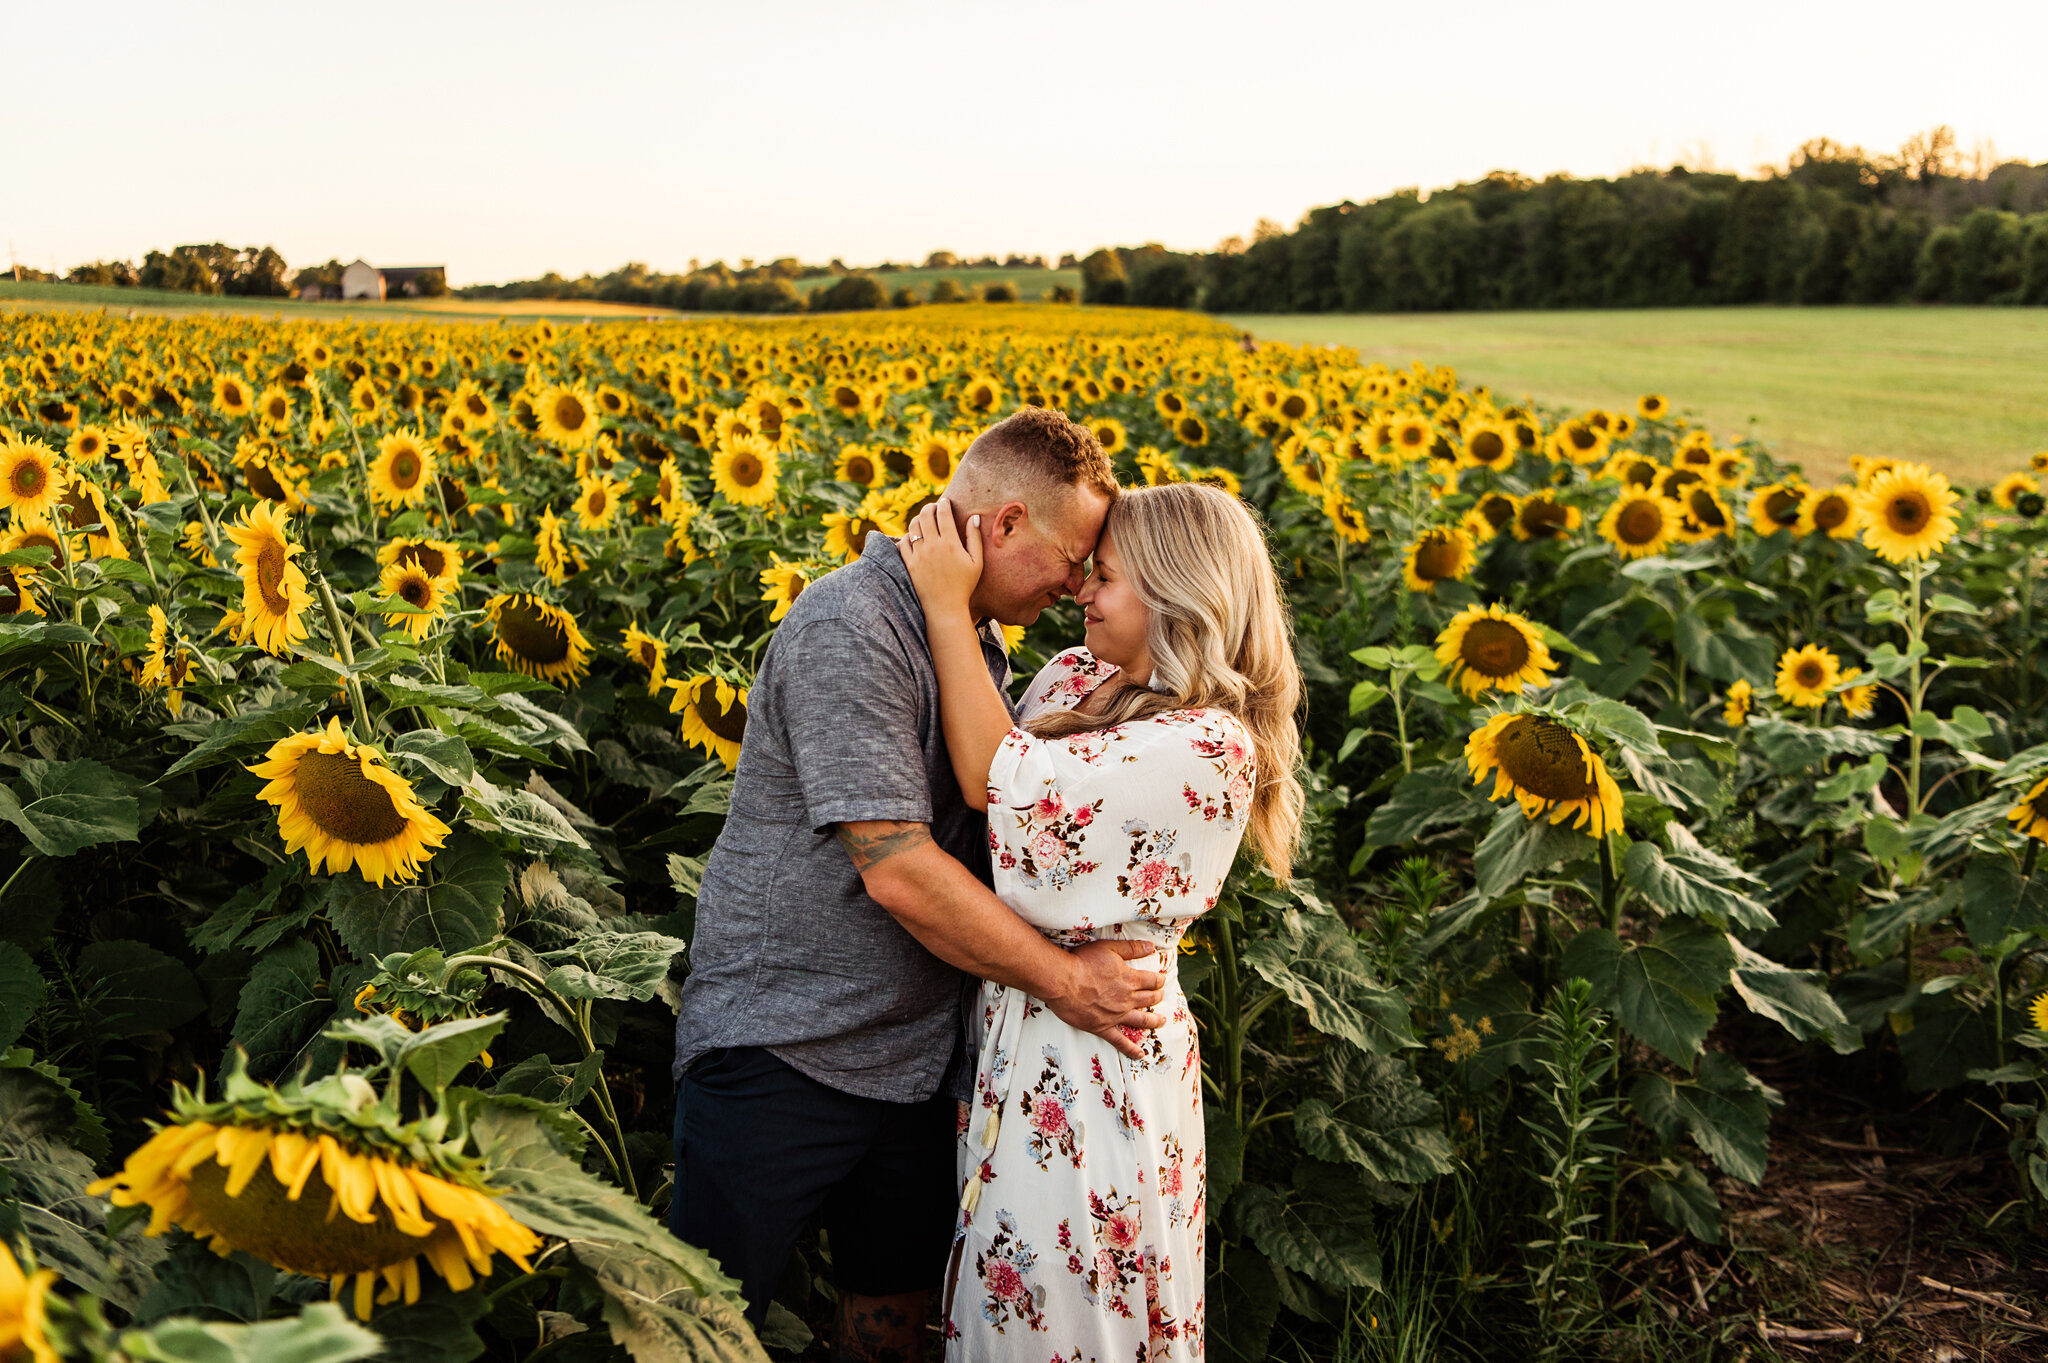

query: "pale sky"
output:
6 0 2046 287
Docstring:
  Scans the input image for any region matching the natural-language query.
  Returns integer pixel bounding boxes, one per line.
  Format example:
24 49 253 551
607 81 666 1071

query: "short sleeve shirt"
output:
672 534 1013 1102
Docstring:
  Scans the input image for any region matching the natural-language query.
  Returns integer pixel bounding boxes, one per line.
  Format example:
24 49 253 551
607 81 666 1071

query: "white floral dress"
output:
943 648 1255 1363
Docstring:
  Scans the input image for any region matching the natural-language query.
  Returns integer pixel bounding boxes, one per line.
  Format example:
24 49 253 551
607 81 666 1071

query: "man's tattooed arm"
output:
834 820 934 873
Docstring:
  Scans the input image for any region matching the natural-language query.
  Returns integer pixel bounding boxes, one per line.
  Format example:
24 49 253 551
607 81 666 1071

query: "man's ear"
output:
988 501 1028 545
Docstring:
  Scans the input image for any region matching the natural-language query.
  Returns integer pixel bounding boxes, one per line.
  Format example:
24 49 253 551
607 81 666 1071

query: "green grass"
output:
1223 307 2048 486
794 266 1079 302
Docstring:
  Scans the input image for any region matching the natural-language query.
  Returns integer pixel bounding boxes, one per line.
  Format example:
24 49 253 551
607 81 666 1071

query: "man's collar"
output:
865 534 1003 652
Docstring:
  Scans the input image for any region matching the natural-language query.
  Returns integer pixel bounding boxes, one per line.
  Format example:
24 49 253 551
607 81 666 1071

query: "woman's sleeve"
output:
985 711 1255 832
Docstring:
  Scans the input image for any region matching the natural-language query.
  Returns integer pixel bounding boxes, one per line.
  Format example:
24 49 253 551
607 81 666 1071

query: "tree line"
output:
1146 131 2048 312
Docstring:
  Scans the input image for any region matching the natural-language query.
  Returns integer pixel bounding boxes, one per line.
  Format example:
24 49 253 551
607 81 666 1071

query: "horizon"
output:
7 0 2047 288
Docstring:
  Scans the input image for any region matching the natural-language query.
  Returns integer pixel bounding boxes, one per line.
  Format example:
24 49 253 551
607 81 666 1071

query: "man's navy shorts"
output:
670 1045 958 1323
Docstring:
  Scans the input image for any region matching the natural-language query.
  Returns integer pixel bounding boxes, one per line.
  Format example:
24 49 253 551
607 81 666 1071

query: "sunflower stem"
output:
0 857 31 902
310 569 376 734
1597 835 1620 932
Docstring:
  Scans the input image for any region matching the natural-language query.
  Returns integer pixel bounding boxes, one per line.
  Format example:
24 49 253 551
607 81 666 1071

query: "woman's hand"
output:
898 498 982 621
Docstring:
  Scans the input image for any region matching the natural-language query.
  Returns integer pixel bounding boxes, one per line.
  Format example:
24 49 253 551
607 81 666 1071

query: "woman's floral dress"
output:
943 648 1255 1363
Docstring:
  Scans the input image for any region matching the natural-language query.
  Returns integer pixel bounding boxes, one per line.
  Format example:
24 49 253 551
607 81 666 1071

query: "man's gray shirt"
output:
672 534 1013 1102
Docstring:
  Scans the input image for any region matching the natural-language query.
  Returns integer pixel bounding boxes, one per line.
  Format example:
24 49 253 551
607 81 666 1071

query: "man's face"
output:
973 487 1111 627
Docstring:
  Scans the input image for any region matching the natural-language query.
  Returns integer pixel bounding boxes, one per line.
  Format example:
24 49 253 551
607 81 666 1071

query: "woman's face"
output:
1076 527 1152 679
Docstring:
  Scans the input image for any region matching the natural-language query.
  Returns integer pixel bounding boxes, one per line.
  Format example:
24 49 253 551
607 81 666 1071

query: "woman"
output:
899 482 1304 1363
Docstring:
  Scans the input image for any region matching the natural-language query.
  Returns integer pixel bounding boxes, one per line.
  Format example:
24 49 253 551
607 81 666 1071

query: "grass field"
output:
1225 307 2048 486
792 265 1079 301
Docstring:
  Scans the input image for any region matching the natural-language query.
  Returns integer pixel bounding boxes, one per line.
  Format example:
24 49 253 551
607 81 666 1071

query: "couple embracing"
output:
670 407 1303 1362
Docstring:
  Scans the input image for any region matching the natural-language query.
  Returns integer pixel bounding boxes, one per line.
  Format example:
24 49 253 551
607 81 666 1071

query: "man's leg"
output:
820 1090 958 1363
672 1047 875 1325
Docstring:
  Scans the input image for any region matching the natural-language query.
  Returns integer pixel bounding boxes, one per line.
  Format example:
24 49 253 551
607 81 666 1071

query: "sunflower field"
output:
2 300 2046 1361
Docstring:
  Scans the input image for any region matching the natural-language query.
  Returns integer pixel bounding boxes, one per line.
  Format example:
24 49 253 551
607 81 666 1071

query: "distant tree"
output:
229 246 290 296
1048 284 1078 304
924 250 959 269
67 260 138 286
982 281 1018 303
810 274 887 311
1080 249 1127 304
1129 257 1196 308
891 286 921 308
414 268 449 298
929 278 967 303
1057 253 1079 269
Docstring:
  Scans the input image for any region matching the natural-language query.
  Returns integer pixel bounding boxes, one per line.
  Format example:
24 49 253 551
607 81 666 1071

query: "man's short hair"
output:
957 407 1120 510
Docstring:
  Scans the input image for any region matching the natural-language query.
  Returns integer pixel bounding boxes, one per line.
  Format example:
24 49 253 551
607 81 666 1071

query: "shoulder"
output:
1139 707 1254 768
770 558 918 653
1022 647 1118 714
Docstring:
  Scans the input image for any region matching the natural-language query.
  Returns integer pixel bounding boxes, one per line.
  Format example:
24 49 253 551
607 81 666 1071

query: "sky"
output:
6 0 2047 288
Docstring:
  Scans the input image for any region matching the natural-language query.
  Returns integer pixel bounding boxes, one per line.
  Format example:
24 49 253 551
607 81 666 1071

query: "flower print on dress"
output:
1155 1133 1191 1230
975 1211 1048 1333
996 779 1106 892
1031 647 1119 708
1023 1045 1085 1171
1116 820 1196 916
1064 1189 1146 1317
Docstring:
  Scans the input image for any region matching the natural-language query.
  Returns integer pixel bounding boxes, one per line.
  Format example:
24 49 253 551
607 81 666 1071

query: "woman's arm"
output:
898 499 1015 811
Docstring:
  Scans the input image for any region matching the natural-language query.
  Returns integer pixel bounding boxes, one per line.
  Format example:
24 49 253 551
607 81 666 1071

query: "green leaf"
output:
1364 764 1480 848
1205 1105 1246 1228
1643 1162 1723 1244
1293 1053 1454 1184
1233 1163 1380 1290
1748 719 1889 774
540 931 687 1004
1537 623 1601 664
1562 920 1732 1067
121 1302 381 1363
78 940 205 1037
1242 911 1417 1054
490 1051 606 1108
1926 592 1983 616
463 784 590 850
325 832 510 960
1572 699 1657 754
1909 705 1993 752
387 729 476 788
399 1012 507 1092
1959 858 2048 952
1897 991 1997 1092
132 1245 277 1327
337 1277 490 1363
1474 804 1593 903
0 943 44 1053
1208 1248 1281 1363
1671 612 1774 684
0 767 142 856
1347 680 1386 718
1622 825 1773 930
232 939 330 1078
1729 941 1858 1052
163 701 318 777
1629 1052 1780 1184
1863 817 1911 869
1813 752 1887 802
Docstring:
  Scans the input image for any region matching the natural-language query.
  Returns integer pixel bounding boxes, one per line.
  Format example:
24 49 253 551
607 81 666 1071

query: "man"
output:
671 407 1166 1360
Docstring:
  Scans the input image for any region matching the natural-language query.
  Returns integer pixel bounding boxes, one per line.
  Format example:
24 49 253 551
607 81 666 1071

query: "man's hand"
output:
1043 939 1167 1060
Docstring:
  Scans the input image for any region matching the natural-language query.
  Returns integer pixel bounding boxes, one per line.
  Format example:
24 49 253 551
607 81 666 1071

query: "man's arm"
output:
837 820 1165 1058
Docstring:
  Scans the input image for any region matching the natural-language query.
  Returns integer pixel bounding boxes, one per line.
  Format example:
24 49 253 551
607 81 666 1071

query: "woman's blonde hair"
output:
1025 483 1306 879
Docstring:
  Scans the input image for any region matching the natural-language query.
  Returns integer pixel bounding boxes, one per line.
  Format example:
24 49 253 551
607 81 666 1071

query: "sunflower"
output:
88 1112 538 1321
376 537 462 585
1469 492 1516 542
664 498 703 564
377 561 451 641
1137 447 1185 486
213 372 256 417
0 1239 56 1363
1435 603 1557 698
1637 394 1670 420
1856 463 1958 563
912 427 971 484
223 501 312 657
711 433 781 509
1173 413 1210 447
1465 712 1624 837
1597 490 1681 559
1722 678 1753 727
1775 644 1840 709
0 566 42 618
1386 415 1432 461
0 436 66 522
1188 465 1243 496
484 594 591 686
573 474 625 532
1746 482 1804 535
139 604 193 715
534 383 600 449
621 622 669 695
534 507 571 585
1155 390 1190 421
449 380 497 432
758 557 812 623
1547 419 1607 465
1838 667 1877 719
668 674 750 769
2031 990 2048 1033
1460 420 1517 471
2008 777 2048 843
1791 486 1858 539
1678 487 1733 542
1402 526 1476 592
1511 493 1579 542
1087 418 1127 457
65 424 108 466
254 384 293 432
833 443 884 488
56 473 129 559
368 429 436 511
1324 491 1372 544
1994 472 2038 511
958 374 1004 416
822 491 906 561
248 717 451 884
593 383 630 419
